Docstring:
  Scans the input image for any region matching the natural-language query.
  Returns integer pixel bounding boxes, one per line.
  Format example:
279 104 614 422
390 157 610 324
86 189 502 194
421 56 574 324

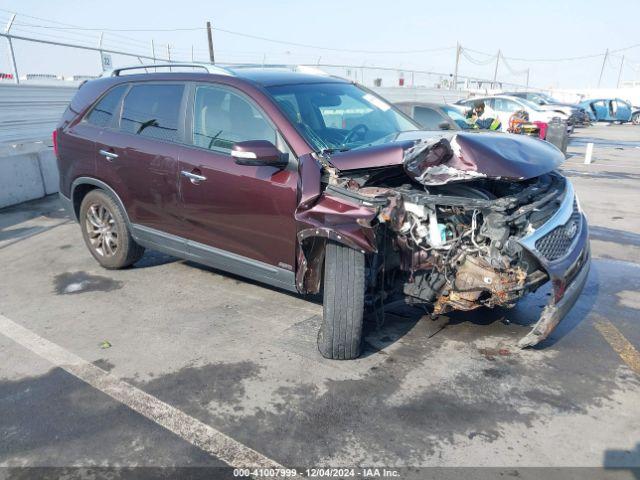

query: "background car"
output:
456 95 571 133
503 91 589 125
578 98 633 123
394 102 471 130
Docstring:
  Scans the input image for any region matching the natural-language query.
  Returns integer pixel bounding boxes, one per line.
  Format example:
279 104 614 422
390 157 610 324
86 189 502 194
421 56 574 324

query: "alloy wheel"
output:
85 203 118 257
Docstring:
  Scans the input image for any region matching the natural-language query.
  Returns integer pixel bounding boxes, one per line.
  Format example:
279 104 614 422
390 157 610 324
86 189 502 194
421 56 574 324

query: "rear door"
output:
95 82 185 236
492 98 519 129
63 85 129 188
614 99 631 121
176 83 298 270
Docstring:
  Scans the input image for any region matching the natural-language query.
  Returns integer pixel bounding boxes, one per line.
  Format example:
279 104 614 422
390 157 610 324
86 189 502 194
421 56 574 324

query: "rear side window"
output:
85 85 127 127
121 84 184 142
413 107 445 130
192 85 276 153
494 98 519 112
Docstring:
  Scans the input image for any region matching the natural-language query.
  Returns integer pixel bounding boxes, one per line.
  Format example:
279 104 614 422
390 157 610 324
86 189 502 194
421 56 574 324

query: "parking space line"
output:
594 318 640 375
0 313 283 470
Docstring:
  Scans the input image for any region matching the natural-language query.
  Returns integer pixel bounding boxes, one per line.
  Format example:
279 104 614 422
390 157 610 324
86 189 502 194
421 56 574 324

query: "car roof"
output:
102 64 350 88
461 95 524 102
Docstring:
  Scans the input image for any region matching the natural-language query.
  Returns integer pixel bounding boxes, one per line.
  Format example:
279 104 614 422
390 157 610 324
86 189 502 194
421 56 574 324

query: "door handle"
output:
99 149 119 160
181 170 207 184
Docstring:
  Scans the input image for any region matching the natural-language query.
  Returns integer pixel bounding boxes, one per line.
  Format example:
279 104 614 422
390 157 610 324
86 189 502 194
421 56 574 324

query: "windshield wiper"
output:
320 147 350 156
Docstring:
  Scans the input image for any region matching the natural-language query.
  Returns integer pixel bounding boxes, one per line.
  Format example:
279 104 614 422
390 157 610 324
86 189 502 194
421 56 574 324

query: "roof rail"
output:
103 63 233 77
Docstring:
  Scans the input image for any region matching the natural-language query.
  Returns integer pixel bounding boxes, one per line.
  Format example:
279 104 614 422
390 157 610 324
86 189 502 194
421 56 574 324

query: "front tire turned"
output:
318 242 365 360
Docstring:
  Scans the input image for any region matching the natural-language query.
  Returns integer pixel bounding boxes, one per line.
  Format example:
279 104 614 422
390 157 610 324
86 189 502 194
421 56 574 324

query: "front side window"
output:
266 82 418 152
85 85 127 127
120 84 184 142
192 85 276 153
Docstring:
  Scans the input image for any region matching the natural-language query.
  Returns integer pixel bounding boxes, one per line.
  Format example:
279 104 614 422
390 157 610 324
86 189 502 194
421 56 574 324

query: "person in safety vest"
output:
465 100 502 131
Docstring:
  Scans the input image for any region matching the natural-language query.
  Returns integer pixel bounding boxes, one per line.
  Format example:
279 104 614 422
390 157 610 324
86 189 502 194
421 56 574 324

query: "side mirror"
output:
438 121 452 130
231 140 288 168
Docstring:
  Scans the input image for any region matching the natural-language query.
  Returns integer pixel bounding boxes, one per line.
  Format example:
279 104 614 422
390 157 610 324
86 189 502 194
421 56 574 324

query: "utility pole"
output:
452 42 461 90
617 55 624 88
167 44 171 72
4 14 19 84
191 45 194 62
598 48 608 88
207 21 215 64
492 49 500 89
526 68 530 90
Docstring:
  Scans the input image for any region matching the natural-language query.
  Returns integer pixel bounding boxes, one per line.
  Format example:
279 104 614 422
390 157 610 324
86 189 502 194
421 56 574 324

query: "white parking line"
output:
0 313 283 470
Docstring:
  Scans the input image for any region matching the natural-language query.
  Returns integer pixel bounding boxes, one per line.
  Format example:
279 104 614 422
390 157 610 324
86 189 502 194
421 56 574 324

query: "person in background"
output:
465 100 501 130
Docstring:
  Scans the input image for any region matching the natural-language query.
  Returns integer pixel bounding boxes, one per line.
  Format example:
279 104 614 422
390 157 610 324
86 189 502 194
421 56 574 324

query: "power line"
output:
460 48 497 66
5 7 640 63
1 8 455 55
0 8 152 48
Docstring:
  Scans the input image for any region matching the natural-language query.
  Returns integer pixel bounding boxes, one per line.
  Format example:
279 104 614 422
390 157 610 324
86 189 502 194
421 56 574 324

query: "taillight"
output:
52 130 59 158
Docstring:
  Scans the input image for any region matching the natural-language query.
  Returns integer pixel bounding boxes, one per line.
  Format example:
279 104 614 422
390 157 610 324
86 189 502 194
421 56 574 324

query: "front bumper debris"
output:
515 178 590 348
517 246 590 348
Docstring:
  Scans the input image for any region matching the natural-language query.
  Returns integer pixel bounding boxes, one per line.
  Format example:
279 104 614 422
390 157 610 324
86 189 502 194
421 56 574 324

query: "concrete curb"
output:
0 146 59 209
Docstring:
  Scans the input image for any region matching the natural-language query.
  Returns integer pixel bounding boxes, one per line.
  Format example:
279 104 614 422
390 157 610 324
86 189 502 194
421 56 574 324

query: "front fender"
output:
295 193 379 294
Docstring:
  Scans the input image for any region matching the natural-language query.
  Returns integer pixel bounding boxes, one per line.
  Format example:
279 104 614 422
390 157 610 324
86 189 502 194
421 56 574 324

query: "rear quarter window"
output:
85 85 128 127
120 84 184 142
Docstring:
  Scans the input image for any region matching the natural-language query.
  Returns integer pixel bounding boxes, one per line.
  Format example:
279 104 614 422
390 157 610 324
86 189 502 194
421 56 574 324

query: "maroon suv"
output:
55 64 590 360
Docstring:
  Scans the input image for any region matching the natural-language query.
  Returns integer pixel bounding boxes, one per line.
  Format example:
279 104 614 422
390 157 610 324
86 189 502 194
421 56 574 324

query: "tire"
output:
317 242 365 360
632 112 640 125
79 189 144 269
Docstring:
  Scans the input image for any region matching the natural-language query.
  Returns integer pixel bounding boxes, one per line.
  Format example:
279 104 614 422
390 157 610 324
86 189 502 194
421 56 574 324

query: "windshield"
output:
517 97 545 112
535 93 560 104
266 82 419 152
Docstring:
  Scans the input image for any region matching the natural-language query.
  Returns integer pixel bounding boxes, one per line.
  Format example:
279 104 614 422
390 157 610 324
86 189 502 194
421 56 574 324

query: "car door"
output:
95 82 185 237
592 100 607 120
176 83 298 272
66 84 129 183
491 98 517 130
614 99 632 121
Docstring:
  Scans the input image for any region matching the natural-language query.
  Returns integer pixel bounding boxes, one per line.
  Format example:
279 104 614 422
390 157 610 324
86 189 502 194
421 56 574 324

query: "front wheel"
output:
632 112 640 125
317 242 365 360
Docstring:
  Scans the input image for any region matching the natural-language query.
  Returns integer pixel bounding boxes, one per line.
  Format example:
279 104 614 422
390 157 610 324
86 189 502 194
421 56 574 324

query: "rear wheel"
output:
318 242 365 360
79 189 144 269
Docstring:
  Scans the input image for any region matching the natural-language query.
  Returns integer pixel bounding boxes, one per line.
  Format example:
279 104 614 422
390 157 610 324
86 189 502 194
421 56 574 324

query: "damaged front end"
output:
296 132 590 348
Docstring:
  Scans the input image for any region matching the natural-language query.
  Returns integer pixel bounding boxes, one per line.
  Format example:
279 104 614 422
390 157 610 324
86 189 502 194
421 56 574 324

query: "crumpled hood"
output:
326 131 565 184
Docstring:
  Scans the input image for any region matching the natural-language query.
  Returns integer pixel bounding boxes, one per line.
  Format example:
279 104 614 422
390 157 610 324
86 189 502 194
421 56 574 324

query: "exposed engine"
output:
320 137 566 317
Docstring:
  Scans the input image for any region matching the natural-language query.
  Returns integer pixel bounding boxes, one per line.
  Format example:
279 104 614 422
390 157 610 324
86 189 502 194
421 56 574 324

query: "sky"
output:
1 0 639 89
